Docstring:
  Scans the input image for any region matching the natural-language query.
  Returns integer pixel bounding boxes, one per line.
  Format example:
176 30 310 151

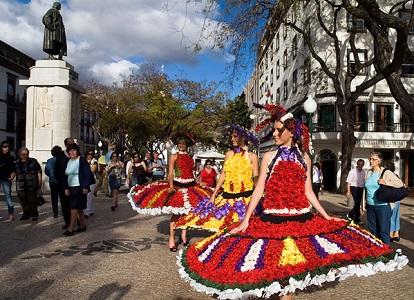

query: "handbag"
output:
374 169 408 203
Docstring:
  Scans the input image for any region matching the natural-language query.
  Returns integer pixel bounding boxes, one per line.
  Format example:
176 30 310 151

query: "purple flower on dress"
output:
214 203 231 219
193 198 217 218
233 201 246 220
255 239 269 269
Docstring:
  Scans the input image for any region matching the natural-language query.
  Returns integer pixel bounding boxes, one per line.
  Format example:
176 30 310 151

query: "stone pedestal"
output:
20 60 82 187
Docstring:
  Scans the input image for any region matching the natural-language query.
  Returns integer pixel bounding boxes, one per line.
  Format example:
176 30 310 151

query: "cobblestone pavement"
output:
1 189 413 300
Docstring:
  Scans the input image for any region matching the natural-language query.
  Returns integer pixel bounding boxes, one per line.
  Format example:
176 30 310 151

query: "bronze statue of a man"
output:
42 2 67 60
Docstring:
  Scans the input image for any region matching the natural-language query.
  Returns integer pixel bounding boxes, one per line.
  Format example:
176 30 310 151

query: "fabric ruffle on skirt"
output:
175 190 252 232
128 181 212 215
177 217 408 299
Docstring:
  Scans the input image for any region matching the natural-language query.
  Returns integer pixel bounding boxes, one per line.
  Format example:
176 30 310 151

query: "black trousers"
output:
312 183 321 199
348 186 364 222
17 190 38 218
49 182 59 216
58 185 71 225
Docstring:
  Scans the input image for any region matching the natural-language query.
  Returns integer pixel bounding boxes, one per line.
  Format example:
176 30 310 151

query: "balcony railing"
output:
313 122 414 133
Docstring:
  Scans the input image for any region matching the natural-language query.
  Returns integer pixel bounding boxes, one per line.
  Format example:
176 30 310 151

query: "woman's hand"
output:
326 215 343 222
230 219 249 234
168 187 176 194
64 189 70 196
378 178 386 185
209 194 216 203
82 188 88 194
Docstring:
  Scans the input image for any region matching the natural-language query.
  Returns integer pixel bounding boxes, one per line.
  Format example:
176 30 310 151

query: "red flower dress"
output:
128 152 212 215
177 147 408 299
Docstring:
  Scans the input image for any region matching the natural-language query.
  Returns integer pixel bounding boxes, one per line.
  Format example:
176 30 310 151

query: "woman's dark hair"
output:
51 145 62 157
384 161 396 172
204 159 213 167
67 143 80 155
111 152 119 158
1 141 10 155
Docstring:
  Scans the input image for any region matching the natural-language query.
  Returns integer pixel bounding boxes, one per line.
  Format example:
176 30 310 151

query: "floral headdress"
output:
172 132 196 147
253 103 310 152
229 124 259 147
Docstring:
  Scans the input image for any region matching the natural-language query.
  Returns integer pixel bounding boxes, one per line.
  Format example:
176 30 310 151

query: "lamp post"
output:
97 140 103 155
303 95 317 155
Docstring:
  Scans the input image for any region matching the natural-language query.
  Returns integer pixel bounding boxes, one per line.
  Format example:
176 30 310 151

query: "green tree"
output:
224 92 253 129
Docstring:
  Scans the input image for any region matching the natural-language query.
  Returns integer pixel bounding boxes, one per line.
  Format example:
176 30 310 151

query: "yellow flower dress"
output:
175 151 254 232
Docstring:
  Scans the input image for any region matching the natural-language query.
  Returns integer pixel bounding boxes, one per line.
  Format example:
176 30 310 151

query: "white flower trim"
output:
127 185 192 216
240 239 264 272
174 177 195 183
263 205 312 215
198 234 228 262
314 235 344 255
177 250 408 299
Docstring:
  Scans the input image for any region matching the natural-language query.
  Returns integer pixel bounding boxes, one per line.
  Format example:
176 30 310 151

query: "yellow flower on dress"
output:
279 237 306 266
223 153 254 193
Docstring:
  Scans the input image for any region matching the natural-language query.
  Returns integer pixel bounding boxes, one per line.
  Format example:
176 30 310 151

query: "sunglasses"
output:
87 152 94 155
133 156 139 158
2 145 9 148
274 126 286 136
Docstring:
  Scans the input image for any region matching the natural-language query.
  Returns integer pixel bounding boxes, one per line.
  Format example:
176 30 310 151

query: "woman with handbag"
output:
106 152 124 211
63 143 95 236
364 152 404 244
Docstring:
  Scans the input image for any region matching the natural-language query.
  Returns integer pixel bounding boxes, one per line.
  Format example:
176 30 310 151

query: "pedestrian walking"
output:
45 145 62 218
15 147 42 221
385 161 401 242
346 159 365 224
312 162 323 199
106 152 124 211
63 143 95 236
84 150 98 217
127 154 147 187
0 141 15 222
144 151 152 181
365 152 403 244
150 151 166 181
197 159 217 188
54 137 74 229
177 104 408 299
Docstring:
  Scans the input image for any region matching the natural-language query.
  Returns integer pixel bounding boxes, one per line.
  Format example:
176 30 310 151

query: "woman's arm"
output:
231 151 273 233
209 151 232 201
168 153 177 190
249 152 260 184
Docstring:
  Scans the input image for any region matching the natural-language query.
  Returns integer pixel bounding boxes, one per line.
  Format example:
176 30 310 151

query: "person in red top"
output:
198 159 217 188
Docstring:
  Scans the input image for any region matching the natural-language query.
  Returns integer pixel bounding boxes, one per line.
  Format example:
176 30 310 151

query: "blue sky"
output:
2 0 251 99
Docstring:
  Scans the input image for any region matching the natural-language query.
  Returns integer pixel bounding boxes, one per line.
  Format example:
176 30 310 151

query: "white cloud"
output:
0 0 221 85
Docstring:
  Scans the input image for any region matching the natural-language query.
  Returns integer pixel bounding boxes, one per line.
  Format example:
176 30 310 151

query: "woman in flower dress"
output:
176 124 259 232
128 133 212 252
177 105 407 299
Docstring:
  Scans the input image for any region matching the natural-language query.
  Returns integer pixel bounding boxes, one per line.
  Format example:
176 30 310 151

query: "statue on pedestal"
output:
42 2 67 60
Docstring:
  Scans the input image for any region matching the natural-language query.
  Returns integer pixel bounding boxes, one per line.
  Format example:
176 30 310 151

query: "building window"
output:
6 107 15 132
347 49 368 75
6 74 16 103
276 60 280 78
270 69 274 86
399 9 414 34
318 104 336 131
283 80 288 101
275 32 280 51
402 51 414 76
6 137 15 151
375 104 393 132
347 13 367 33
283 50 288 69
303 57 311 84
292 35 298 58
293 70 298 93
354 103 368 131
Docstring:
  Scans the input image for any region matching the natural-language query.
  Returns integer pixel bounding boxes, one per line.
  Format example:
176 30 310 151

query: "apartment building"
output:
245 1 414 190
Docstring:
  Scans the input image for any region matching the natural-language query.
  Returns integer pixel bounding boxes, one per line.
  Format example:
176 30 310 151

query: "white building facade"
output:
245 0 414 190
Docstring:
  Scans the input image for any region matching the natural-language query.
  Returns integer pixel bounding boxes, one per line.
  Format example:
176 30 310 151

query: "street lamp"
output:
97 140 103 154
303 95 317 155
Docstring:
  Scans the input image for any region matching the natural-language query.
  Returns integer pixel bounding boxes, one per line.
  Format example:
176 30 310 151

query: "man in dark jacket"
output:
54 137 73 228
15 148 42 221
0 141 15 221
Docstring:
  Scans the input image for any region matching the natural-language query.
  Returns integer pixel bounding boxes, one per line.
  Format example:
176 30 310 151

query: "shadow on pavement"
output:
88 282 131 300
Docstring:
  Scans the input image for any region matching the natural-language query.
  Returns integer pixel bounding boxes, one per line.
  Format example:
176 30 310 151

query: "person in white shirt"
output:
312 162 323 199
346 159 366 223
